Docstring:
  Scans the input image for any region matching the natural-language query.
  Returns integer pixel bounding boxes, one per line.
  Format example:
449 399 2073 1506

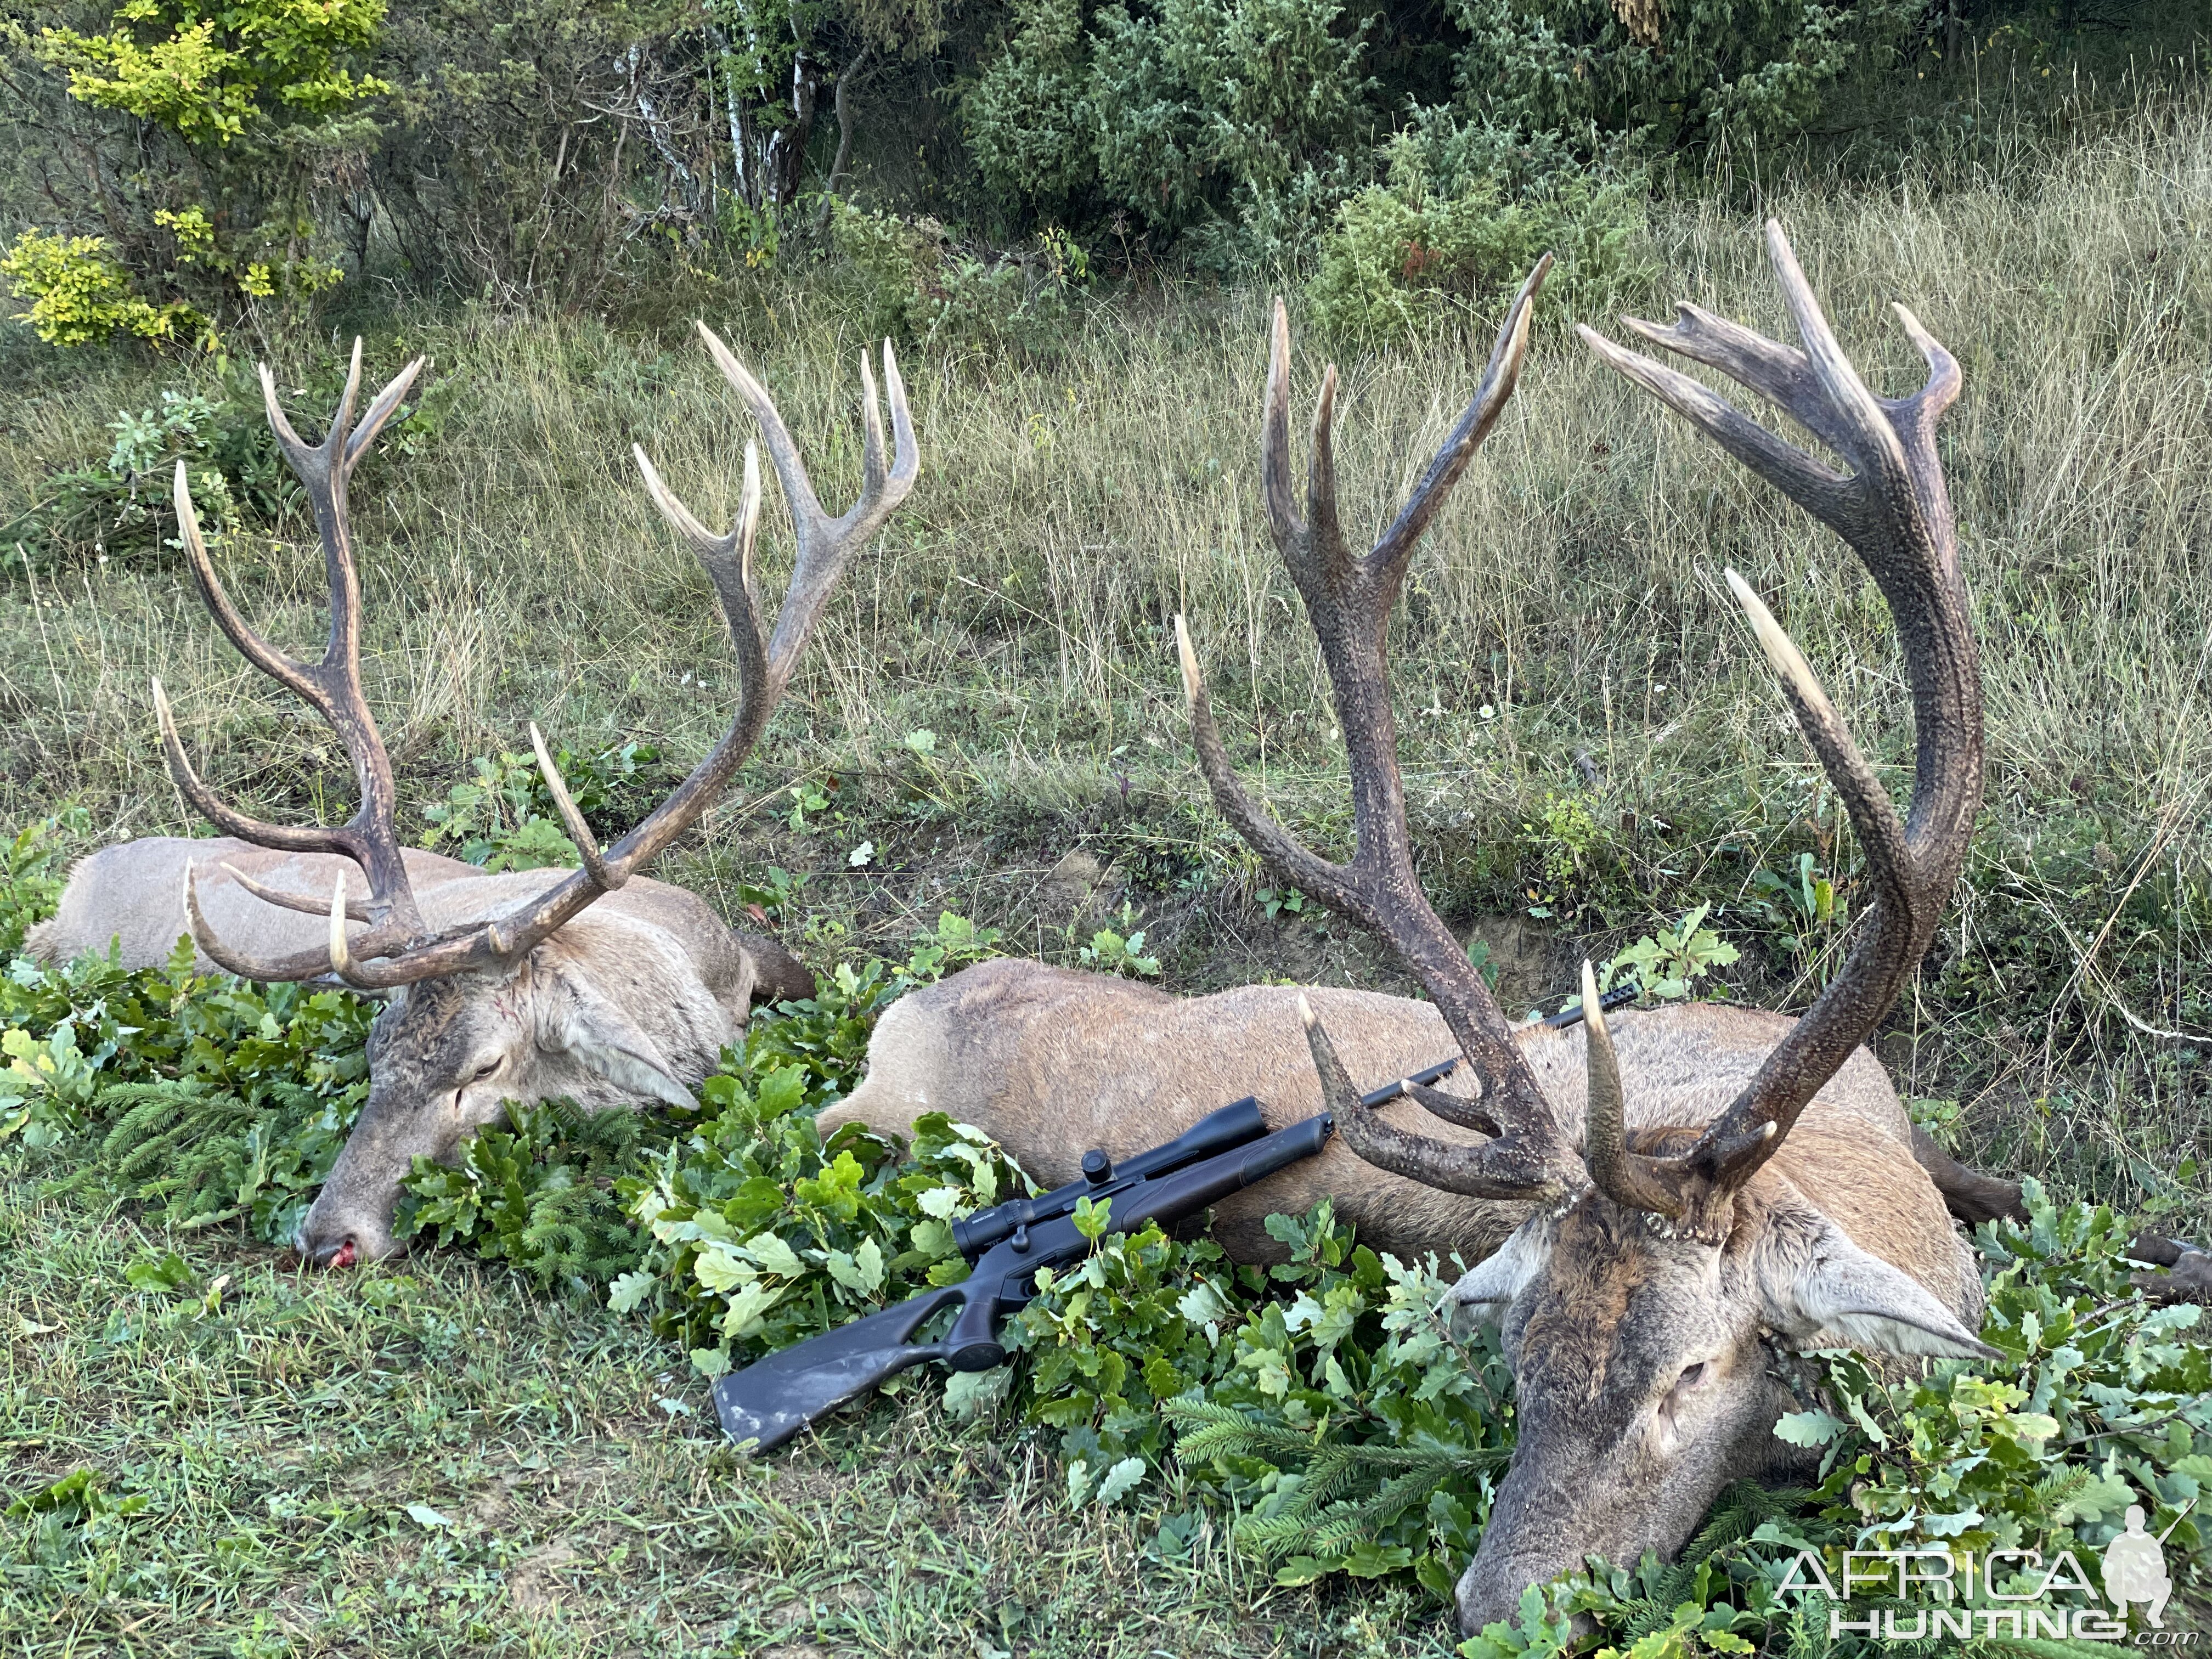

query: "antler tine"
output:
345 355 427 473
317 328 909 989
177 861 380 983
1183 261 1592 1208
1371 253 1546 573
691 325 917 684
1301 997 1574 1202
1581 221 1981 1222
257 362 312 460
222 861 371 922
172 464 323 710
330 337 365 457
153 674 340 855
1175 614 1347 903
528 722 611 890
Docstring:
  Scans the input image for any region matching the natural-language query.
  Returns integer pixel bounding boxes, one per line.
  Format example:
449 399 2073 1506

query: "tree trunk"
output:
814 48 871 235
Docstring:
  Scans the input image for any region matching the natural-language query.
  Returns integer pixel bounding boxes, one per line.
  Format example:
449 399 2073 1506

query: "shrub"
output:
367 0 694 303
1310 115 1650 341
1448 0 1912 160
0 230 202 349
962 0 1381 253
828 202 1088 358
961 0 1096 215
9 0 387 342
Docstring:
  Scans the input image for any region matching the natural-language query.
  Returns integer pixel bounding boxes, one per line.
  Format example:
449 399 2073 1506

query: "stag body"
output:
65 327 916 1266
32 839 810 1263
819 960 1997 1283
828 230 2024 1634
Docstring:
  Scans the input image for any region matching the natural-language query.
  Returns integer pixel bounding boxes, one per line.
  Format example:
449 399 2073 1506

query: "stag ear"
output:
1768 1221 1999 1361
1446 1226 1547 1334
533 963 698 1110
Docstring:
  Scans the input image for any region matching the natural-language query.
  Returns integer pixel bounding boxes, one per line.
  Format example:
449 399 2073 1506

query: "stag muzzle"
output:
1454 1437 1675 1637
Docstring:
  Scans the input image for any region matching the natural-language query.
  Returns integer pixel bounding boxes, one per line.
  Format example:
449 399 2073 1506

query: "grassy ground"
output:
3 67 2210 1659
4 1177 1453 1658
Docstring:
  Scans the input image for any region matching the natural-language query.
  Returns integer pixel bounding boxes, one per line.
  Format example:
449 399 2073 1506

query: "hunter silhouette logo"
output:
2102 1502 2191 1628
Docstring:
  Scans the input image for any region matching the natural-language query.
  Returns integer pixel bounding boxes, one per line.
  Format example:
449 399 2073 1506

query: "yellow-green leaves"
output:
40 0 390 144
0 230 203 348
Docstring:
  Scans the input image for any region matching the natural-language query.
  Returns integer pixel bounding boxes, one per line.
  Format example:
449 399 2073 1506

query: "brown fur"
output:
31 836 811 1262
820 957 2013 1633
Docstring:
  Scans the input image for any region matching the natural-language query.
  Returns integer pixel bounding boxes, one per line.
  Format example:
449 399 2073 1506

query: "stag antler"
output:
1575 221 1980 1237
155 340 430 979
160 325 918 989
1177 263 1592 1206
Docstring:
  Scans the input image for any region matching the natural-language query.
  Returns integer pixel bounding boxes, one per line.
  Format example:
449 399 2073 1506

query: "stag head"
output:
153 329 916 1263
1187 225 1995 1633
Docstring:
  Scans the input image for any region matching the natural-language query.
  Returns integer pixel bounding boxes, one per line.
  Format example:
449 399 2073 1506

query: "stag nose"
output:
298 1229 360 1269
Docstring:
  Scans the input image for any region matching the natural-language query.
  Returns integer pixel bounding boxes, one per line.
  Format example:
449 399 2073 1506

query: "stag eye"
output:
1675 1360 1708 1390
469 1057 502 1084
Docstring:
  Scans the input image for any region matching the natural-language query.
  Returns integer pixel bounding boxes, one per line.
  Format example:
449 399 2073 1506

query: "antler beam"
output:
1576 220 1980 1228
1180 262 1592 1206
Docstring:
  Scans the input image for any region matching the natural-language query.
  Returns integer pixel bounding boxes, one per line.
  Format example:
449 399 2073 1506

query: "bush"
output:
0 230 201 349
1448 0 1912 160
1 387 284 566
7 0 387 342
828 202 1088 358
367 0 696 303
962 0 1380 254
1309 115 1650 341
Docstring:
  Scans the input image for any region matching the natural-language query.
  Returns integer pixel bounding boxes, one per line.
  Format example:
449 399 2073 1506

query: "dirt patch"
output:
509 1536 581 1612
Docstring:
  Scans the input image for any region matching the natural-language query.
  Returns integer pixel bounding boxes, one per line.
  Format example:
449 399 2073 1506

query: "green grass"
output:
1 1177 1453 1657
4 65 2211 1659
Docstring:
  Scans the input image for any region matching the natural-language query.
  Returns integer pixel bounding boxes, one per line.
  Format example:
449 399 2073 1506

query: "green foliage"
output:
1 385 296 566
0 820 370 1225
617 1059 1027 1374
41 0 388 142
963 0 1379 253
1076 903 1159 977
1808 1182 2209 1555
1028 1204 1517 1590
394 1100 656 1289
1750 851 1842 974
828 202 1089 359
1310 114 1650 341
2 937 374 1239
0 229 204 348
1600 902 1742 1003
15 0 387 337
1521 788 1606 916
0 817 77 955
367 0 686 303
960 0 1094 211
1448 0 1911 160
418 740 663 870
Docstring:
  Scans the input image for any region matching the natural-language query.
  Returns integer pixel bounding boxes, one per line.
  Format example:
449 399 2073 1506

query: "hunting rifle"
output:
712 985 1634 1451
